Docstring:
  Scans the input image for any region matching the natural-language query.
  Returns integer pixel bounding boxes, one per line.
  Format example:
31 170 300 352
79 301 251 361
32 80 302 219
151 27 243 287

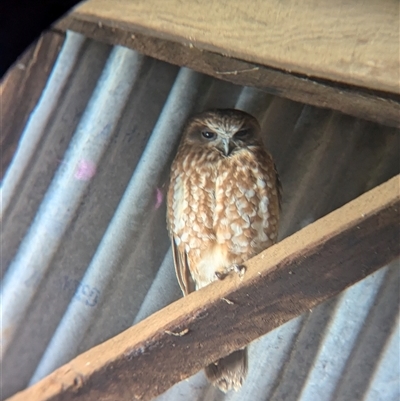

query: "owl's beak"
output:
220 138 236 156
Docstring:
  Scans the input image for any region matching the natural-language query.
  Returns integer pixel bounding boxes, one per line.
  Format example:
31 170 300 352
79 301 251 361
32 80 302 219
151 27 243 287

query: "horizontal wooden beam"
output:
57 10 400 128
7 175 400 401
61 0 400 94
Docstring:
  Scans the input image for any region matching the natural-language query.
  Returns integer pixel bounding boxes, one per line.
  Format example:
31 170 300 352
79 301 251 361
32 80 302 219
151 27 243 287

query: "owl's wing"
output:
171 237 196 295
274 162 282 210
167 172 196 295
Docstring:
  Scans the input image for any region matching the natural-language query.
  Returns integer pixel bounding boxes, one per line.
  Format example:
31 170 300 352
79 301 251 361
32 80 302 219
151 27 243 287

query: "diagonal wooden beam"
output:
0 30 65 179
7 175 400 401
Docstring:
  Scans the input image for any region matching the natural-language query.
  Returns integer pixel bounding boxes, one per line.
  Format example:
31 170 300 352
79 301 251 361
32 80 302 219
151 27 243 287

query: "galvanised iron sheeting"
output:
1 31 399 400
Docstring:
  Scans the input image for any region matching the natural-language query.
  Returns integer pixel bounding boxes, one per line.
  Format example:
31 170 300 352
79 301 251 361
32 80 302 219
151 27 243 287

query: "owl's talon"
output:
215 264 246 281
234 264 246 277
215 271 228 280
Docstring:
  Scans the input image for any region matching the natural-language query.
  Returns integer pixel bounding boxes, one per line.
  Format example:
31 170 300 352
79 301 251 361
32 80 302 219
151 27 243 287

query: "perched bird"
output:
167 109 280 392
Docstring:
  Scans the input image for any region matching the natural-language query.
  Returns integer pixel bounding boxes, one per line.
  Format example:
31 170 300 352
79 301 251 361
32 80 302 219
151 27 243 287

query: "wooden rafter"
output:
0 31 65 179
56 0 400 127
7 175 400 401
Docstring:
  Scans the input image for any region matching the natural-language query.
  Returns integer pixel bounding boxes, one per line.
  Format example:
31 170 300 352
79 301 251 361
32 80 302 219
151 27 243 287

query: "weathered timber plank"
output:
7 175 400 401
0 30 65 179
61 0 399 94
57 15 400 128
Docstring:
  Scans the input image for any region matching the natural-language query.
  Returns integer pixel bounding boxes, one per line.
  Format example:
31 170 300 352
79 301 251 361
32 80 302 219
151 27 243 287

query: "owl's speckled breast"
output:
214 148 279 255
168 145 279 287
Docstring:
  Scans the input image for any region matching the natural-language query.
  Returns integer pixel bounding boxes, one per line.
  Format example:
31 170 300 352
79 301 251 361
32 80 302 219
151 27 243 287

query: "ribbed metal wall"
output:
1 31 399 400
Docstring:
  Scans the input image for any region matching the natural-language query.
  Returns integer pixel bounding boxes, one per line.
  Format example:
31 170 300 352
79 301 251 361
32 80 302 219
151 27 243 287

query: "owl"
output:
167 109 280 392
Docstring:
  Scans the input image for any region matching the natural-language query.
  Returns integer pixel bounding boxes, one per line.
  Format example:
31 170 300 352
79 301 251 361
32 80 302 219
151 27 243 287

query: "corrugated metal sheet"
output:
1 31 399 400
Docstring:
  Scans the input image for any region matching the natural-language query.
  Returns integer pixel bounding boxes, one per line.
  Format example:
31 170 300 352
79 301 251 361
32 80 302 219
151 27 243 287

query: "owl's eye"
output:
234 129 250 138
201 131 216 140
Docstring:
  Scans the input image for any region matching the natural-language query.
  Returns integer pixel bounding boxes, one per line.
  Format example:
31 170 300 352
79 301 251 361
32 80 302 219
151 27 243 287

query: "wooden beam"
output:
0 30 65 179
57 4 400 128
61 0 400 93
7 175 400 401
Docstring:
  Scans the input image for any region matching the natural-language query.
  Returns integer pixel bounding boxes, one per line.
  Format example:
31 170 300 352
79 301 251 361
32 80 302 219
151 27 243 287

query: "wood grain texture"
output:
57 16 400 128
0 30 65 179
66 0 399 94
6 175 400 401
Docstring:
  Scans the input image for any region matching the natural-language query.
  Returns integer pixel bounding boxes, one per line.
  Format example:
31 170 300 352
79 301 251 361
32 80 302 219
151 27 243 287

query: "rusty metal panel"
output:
1 31 399 401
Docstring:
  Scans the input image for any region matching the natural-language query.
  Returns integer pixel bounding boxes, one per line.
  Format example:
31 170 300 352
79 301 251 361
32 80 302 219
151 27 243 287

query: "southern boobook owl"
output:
167 108 280 392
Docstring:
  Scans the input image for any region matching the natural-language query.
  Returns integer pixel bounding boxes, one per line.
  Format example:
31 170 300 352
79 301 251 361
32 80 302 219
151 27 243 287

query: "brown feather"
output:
171 237 195 295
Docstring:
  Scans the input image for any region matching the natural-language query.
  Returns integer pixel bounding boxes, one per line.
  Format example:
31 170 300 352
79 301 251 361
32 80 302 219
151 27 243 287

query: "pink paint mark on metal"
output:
155 188 163 209
74 160 97 181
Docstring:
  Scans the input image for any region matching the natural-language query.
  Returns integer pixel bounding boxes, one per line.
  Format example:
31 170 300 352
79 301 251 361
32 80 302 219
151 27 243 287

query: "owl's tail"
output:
204 348 248 393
